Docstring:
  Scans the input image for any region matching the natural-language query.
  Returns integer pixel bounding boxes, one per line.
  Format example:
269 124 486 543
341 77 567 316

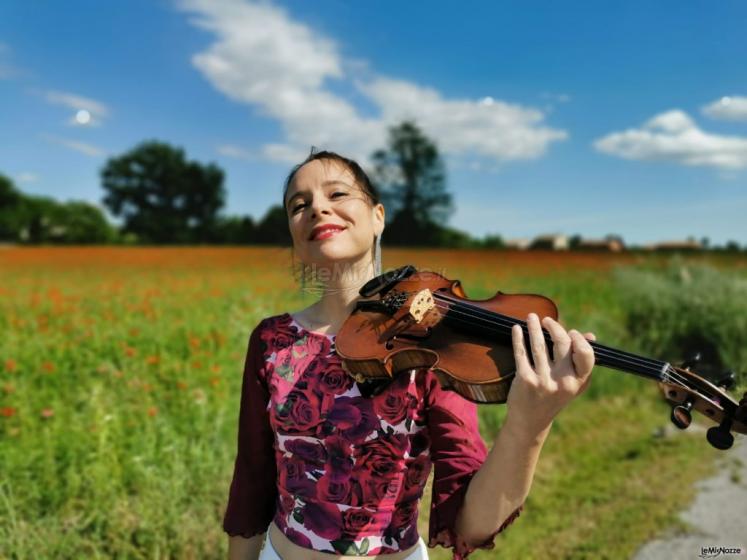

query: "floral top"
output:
222 313 523 559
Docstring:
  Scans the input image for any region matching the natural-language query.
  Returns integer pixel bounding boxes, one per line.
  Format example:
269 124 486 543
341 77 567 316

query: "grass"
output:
1 247 744 559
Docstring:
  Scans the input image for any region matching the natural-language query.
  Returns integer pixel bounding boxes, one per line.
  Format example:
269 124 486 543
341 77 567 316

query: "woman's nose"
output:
309 196 332 218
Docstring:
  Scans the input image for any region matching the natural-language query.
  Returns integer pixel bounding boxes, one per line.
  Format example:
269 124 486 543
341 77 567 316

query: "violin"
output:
335 265 747 450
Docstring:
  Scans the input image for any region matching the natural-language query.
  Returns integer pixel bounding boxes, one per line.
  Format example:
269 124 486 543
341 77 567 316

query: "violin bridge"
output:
408 289 440 328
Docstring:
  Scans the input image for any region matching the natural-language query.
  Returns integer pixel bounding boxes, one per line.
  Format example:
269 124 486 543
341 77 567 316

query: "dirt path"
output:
633 432 747 560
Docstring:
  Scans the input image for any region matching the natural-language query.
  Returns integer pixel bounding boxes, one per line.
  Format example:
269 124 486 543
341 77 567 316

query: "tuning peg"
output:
706 417 734 450
670 396 694 430
680 351 701 370
715 370 736 391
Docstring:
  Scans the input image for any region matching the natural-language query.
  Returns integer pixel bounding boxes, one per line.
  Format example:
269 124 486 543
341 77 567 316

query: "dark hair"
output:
282 148 381 210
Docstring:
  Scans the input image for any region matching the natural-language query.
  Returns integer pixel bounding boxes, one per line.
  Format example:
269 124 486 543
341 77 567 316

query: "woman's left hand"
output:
504 312 596 438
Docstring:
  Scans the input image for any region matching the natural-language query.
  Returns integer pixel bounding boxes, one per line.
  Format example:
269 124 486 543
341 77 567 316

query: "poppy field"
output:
1 247 744 559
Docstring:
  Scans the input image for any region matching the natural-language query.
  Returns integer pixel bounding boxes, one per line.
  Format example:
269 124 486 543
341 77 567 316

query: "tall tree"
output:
370 121 453 244
0 174 24 241
101 141 225 244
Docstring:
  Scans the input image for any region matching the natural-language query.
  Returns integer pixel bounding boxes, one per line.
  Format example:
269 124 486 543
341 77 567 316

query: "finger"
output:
570 330 595 379
541 316 572 364
511 323 533 376
583 331 596 341
527 313 551 382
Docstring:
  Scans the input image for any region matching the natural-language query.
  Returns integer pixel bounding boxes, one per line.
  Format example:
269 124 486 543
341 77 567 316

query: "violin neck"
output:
440 299 672 384
586 340 672 383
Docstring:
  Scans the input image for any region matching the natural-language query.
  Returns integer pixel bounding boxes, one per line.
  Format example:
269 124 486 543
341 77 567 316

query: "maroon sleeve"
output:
425 371 523 560
222 321 278 538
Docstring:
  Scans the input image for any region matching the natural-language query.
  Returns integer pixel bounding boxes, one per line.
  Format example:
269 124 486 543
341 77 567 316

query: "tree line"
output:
0 121 500 248
0 121 743 251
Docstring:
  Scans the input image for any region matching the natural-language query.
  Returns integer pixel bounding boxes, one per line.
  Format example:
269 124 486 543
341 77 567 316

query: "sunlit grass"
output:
1 247 743 559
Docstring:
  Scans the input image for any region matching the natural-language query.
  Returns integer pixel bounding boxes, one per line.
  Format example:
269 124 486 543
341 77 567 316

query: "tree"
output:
0 174 24 241
725 240 741 252
54 201 115 243
101 140 225 244
17 195 58 243
254 205 292 245
370 121 453 245
213 215 256 244
481 233 505 249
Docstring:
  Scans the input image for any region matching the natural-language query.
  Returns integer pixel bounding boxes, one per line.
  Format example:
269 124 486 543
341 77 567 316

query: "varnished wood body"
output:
335 270 558 404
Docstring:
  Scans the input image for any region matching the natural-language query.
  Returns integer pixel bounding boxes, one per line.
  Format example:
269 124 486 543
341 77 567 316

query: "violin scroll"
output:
662 357 746 450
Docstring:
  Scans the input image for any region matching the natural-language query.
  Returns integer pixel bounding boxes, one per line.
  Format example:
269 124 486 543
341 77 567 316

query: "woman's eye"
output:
292 202 306 212
331 191 347 199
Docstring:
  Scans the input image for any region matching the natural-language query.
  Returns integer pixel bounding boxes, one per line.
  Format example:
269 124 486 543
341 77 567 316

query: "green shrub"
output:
613 256 747 386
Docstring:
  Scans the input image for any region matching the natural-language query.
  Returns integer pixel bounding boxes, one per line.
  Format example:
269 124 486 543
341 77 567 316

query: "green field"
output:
1 247 744 559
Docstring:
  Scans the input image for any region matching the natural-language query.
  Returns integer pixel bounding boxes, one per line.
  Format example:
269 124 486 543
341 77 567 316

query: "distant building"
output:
577 238 625 252
504 238 531 250
529 234 569 250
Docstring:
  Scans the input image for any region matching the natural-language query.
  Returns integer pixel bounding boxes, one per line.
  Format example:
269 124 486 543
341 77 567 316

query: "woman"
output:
223 150 596 560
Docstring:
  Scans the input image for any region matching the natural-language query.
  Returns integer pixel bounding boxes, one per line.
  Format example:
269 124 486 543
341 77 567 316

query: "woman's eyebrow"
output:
321 180 353 188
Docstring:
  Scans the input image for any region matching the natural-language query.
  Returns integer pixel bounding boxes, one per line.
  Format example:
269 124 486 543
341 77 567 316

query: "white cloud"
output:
217 144 257 161
702 96 747 122
177 0 566 165
37 89 110 126
360 78 567 161
593 109 747 170
41 133 106 157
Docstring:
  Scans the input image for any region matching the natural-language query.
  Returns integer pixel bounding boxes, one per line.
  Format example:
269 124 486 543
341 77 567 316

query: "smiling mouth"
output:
311 228 345 241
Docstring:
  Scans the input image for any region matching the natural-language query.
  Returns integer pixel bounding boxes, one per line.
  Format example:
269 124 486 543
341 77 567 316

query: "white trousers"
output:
258 533 429 560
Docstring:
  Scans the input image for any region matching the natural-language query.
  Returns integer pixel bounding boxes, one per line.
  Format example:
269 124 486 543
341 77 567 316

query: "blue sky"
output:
1 0 746 245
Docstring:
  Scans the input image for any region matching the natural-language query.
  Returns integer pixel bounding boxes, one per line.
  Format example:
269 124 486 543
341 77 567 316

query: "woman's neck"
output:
301 259 377 333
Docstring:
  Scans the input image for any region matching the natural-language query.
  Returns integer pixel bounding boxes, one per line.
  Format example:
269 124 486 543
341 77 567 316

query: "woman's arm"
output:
228 534 265 560
222 322 277 555
455 313 596 545
454 412 550 544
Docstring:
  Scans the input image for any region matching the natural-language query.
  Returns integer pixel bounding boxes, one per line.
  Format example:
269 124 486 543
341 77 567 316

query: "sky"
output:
1 0 746 246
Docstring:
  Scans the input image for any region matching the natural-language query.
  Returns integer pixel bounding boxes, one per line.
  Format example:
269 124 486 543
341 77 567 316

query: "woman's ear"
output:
374 203 385 237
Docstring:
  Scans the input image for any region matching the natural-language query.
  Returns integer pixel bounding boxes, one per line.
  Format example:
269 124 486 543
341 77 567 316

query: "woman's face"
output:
285 159 384 272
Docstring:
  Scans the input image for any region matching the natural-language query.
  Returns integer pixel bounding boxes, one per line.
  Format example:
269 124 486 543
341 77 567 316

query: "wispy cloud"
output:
41 133 106 157
539 92 571 103
34 89 110 126
216 144 259 161
177 0 566 165
702 95 747 122
593 109 747 170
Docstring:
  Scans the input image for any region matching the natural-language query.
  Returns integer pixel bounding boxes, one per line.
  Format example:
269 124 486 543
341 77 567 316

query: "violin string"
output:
430 297 692 392
425 297 691 391
371 285 687 388
432 300 666 375
428 295 691 390
407 292 691 390
428 290 673 375
428 300 686 387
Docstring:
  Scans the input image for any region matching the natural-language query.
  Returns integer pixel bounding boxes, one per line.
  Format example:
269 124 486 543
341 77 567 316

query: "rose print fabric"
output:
222 313 523 559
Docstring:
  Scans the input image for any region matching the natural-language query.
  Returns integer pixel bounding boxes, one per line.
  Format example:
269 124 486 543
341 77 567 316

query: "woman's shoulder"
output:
251 312 293 335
